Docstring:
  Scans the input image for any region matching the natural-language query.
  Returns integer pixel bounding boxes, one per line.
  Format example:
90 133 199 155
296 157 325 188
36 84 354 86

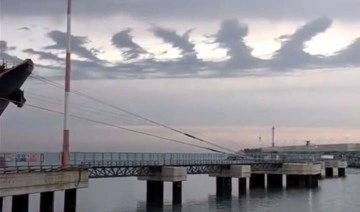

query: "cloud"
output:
329 38 360 66
23 48 62 61
111 28 148 61
1 0 360 22
270 17 333 69
149 26 198 60
44 30 103 63
0 41 21 63
0 40 16 51
20 31 113 79
17 27 30 31
3 17 360 80
207 19 261 69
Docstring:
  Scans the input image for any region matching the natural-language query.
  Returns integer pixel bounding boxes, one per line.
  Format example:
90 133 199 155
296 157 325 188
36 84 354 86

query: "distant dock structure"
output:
259 143 360 152
244 142 360 169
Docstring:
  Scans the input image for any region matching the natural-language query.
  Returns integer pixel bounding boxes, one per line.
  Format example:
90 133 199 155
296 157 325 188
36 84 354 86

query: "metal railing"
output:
0 152 229 167
1 151 356 177
0 165 88 174
0 152 326 168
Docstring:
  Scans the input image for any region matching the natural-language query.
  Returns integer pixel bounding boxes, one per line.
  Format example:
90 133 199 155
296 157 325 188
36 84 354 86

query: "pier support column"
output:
286 175 318 188
12 194 29 212
305 175 318 188
282 174 287 188
250 173 265 189
319 162 326 179
267 174 283 189
325 160 347 178
172 181 182 205
325 167 333 177
0 197 3 212
147 181 164 207
138 167 187 208
64 189 77 212
280 163 320 189
238 178 247 196
333 168 339 177
286 175 300 188
338 168 346 177
209 165 250 198
216 177 232 198
40 191 54 212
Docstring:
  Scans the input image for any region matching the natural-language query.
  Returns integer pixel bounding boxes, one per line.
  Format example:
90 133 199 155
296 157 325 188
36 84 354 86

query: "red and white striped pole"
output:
62 0 72 167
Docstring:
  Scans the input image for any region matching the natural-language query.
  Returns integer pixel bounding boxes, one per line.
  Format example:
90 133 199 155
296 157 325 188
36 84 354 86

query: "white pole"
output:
62 0 72 167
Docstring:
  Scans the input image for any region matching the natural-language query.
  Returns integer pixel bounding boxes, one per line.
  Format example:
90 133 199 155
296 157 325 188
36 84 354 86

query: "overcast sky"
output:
0 0 359 153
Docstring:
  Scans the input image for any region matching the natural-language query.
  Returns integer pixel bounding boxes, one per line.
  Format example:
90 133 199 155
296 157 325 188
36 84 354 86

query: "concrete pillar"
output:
325 167 333 177
64 189 77 212
286 175 300 188
282 174 287 189
267 174 283 189
338 168 346 177
286 175 318 188
324 160 347 178
216 177 232 197
250 173 265 189
316 173 322 180
172 181 182 205
12 194 29 212
0 197 2 212
138 167 186 208
320 162 326 179
146 181 164 207
238 178 247 196
305 175 318 188
40 191 54 212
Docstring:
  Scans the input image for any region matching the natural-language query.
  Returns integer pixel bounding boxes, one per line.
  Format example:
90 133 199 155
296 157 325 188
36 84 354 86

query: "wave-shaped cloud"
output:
270 17 333 70
6 17 360 79
111 28 148 61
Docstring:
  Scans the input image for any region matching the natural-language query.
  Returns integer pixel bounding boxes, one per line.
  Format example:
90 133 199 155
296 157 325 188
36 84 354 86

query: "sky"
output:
0 0 359 153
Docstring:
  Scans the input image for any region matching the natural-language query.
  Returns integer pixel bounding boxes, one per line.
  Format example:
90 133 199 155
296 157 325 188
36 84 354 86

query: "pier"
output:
0 151 349 211
0 166 88 212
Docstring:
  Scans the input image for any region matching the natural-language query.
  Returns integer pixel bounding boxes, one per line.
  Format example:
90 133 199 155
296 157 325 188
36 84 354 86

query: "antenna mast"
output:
62 0 72 167
271 126 275 147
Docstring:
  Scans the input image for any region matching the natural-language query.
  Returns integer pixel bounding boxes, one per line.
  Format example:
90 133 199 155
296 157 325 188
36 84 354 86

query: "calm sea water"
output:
2 169 360 212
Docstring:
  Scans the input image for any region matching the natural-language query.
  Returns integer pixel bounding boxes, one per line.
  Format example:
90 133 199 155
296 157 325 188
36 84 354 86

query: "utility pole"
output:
259 136 262 147
62 0 72 167
271 126 275 147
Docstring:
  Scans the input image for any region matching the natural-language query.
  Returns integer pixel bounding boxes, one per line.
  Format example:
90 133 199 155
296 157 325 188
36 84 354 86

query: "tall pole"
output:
62 0 72 167
259 136 262 147
271 126 275 147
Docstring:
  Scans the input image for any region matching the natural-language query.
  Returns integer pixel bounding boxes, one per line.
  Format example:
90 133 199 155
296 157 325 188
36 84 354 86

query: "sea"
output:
2 169 360 212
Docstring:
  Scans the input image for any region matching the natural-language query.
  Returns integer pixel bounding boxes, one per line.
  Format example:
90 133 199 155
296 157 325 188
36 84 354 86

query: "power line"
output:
0 96 225 153
26 92 145 124
29 73 235 153
70 89 235 153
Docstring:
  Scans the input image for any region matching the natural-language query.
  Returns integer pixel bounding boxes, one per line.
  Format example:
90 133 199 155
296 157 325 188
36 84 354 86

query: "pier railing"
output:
1 152 348 177
0 152 326 168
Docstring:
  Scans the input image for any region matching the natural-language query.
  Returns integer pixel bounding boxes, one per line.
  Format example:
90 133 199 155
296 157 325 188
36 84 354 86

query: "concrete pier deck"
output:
0 168 89 212
0 169 89 197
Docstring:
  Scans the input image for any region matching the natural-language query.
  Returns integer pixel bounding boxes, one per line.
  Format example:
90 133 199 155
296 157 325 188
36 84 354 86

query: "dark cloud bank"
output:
1 17 360 79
